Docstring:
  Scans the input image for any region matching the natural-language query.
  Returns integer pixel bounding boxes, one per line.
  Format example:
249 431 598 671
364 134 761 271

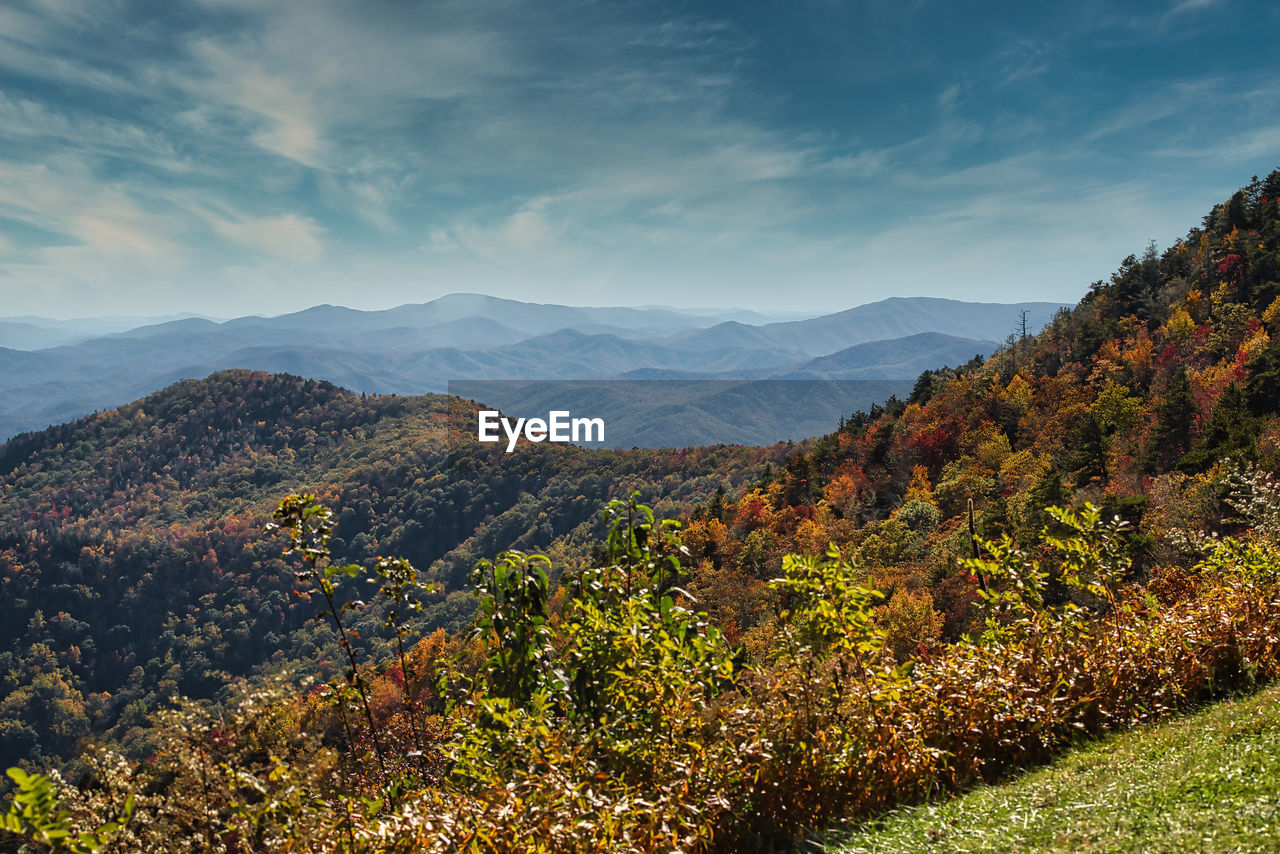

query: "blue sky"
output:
0 0 1278 318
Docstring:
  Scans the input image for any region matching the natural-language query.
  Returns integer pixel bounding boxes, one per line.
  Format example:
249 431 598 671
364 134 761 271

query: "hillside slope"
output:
671 169 1280 643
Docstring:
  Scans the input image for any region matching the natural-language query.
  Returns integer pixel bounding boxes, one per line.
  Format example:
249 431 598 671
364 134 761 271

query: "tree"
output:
1146 366 1195 473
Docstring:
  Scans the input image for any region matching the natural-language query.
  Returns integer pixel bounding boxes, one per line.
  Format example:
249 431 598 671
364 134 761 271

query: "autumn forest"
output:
4 170 1280 850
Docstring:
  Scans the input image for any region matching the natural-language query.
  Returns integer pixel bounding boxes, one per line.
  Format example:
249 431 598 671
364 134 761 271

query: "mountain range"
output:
0 294 1066 444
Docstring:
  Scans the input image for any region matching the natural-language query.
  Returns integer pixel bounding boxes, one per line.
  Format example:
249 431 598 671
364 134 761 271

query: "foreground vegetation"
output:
4 478 1280 851
832 680 1280 853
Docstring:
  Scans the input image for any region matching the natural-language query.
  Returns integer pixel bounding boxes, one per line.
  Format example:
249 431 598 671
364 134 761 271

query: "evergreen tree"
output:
1146 366 1194 472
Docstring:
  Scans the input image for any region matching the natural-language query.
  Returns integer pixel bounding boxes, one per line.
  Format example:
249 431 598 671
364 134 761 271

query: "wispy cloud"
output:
1168 0 1226 17
1155 124 1280 160
209 212 326 263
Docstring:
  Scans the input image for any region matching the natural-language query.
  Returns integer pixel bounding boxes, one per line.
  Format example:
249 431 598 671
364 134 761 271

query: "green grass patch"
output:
828 682 1280 853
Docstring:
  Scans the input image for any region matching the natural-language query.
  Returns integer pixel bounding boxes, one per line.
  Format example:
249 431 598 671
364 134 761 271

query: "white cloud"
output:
73 214 166 258
186 40 323 167
0 92 192 174
937 83 963 110
211 213 325 263
1154 124 1280 161
1168 0 1225 15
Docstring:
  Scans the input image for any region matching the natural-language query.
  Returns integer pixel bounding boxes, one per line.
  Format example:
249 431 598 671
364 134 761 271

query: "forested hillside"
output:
0 373 783 770
670 170 1280 649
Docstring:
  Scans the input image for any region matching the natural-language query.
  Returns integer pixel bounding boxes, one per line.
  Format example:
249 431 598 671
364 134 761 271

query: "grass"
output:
827 681 1280 853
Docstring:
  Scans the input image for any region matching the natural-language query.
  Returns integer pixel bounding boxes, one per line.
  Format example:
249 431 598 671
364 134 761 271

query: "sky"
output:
0 0 1278 319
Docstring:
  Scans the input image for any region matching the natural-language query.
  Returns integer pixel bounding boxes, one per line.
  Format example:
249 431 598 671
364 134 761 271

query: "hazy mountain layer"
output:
0 295 1063 442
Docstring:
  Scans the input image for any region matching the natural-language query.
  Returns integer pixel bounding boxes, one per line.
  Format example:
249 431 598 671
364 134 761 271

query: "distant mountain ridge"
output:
767 332 996 379
662 297 1060 358
0 312 218 350
0 294 1067 442
212 293 798 339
